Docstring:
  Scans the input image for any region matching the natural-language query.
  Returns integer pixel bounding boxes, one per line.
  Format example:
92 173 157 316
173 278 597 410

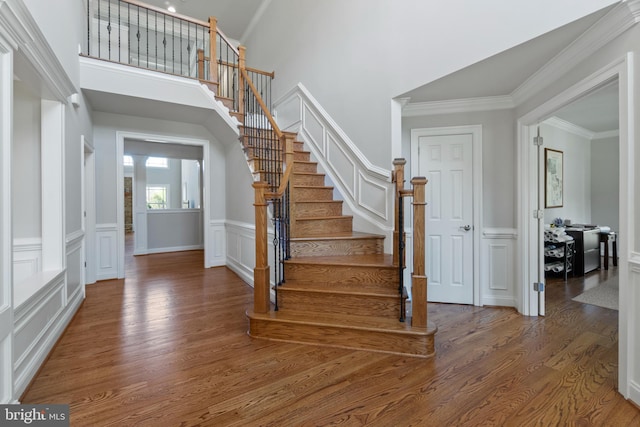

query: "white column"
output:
133 156 148 255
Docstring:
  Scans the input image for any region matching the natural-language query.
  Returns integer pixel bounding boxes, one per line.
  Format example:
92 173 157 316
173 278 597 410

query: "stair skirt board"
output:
247 310 437 358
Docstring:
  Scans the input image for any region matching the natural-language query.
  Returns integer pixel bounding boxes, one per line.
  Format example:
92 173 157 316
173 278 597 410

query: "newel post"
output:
253 181 270 313
411 177 428 329
238 45 246 117
208 17 218 85
392 158 406 266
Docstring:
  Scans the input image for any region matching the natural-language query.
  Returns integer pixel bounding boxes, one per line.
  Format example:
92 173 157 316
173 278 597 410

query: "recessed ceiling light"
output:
167 6 176 13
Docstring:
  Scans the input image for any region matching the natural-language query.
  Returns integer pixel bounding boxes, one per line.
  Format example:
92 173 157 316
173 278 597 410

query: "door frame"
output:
411 125 483 306
0 33 14 404
115 131 211 277
516 53 634 398
82 136 96 285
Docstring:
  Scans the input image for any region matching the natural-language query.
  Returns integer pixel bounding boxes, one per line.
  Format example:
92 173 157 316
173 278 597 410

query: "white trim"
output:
403 96 514 117
65 230 84 247
410 125 483 307
592 129 620 140
273 83 394 249
517 54 634 402
512 1 639 105
144 245 204 255
116 132 211 277
482 228 517 239
543 116 595 139
225 220 256 286
0 0 76 102
275 83 391 180
0 12 13 405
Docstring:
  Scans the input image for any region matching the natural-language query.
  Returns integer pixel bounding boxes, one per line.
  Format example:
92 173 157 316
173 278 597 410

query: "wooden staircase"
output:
243 131 437 358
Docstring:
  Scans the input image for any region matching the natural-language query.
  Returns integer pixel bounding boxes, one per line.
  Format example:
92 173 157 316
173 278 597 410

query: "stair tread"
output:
286 254 394 267
290 231 384 241
293 172 324 176
247 309 435 335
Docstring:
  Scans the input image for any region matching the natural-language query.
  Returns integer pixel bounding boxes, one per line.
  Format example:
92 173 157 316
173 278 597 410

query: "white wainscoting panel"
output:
208 220 226 267
96 224 118 281
481 228 517 307
628 253 640 405
13 238 42 286
225 221 256 285
65 230 85 303
274 84 394 245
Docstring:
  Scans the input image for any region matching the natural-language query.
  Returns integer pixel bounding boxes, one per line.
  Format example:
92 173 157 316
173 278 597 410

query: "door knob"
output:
460 225 471 231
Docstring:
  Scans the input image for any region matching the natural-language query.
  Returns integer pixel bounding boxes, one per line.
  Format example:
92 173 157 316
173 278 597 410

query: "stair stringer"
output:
273 83 395 252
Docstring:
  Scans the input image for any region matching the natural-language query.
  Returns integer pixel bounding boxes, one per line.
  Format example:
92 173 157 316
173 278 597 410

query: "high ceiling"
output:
399 4 619 133
141 0 267 41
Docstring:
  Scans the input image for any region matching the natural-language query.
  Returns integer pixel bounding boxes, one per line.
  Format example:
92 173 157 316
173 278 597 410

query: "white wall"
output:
244 0 616 169
147 210 202 251
12 81 41 239
541 122 592 225
402 109 516 228
93 112 227 224
591 135 619 232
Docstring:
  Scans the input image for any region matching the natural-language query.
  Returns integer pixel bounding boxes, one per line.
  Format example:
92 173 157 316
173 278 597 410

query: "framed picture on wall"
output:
545 148 563 208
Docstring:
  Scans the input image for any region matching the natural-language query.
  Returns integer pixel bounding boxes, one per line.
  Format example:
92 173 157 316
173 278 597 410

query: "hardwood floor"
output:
21 247 639 426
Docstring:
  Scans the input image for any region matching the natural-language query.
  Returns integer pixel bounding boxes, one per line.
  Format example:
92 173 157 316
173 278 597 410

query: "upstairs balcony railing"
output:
83 0 273 114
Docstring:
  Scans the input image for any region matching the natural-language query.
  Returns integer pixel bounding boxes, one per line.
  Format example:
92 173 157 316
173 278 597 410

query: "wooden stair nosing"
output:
247 309 437 337
276 284 399 299
290 231 384 242
247 310 436 358
285 254 395 269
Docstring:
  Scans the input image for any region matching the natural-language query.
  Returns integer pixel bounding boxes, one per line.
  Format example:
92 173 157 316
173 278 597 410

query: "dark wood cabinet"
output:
566 228 600 275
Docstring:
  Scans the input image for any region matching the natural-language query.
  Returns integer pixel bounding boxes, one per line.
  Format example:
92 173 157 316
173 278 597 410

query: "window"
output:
146 185 168 209
146 157 168 168
123 155 133 166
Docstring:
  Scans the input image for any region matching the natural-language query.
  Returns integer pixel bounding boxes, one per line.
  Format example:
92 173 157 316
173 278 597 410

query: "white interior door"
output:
417 133 474 304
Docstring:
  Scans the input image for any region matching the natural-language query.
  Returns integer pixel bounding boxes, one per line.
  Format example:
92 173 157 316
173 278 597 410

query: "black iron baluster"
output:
179 20 183 76
107 0 111 59
97 0 101 58
136 6 140 66
172 17 175 74
118 0 121 62
86 0 90 55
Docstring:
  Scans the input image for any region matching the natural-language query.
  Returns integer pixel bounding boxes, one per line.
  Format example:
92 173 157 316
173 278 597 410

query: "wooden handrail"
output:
219 60 275 79
240 67 282 136
122 0 210 27
265 133 296 199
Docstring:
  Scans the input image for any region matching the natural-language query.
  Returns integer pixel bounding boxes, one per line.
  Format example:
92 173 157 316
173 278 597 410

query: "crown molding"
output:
0 0 76 101
592 129 619 139
544 116 594 139
511 1 639 105
402 95 514 117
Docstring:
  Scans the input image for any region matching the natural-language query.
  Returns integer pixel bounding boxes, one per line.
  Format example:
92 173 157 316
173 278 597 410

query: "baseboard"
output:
143 245 204 255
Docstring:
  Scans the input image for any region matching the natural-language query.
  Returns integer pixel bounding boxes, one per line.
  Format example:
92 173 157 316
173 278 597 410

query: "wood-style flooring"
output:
21 242 639 426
